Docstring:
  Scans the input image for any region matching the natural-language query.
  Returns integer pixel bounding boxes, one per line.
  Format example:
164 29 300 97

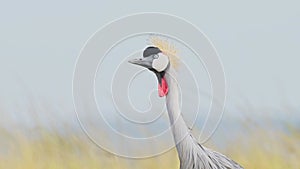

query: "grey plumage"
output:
129 47 243 169
175 135 243 169
165 67 243 169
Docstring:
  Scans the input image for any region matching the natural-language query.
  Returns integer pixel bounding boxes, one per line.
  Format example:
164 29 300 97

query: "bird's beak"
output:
128 57 152 68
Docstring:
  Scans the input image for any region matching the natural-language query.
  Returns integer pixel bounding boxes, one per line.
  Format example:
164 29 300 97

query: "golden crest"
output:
148 36 180 69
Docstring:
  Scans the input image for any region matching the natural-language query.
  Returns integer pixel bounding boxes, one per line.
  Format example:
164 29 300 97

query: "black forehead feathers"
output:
143 46 161 58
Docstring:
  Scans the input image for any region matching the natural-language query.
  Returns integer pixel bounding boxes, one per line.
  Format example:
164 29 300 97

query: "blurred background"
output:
0 1 299 169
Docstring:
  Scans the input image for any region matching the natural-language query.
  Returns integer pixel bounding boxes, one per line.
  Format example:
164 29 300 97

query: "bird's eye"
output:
153 54 159 59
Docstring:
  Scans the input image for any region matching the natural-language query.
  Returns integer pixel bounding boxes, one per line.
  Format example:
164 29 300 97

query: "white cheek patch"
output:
152 54 169 72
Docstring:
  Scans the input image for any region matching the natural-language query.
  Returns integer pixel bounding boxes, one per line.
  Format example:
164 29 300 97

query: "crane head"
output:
128 46 169 97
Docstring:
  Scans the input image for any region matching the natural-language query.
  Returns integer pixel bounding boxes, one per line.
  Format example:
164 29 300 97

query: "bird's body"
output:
129 44 243 169
165 67 243 169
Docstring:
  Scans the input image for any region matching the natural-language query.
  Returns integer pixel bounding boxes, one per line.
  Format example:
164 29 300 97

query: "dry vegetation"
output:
0 106 299 169
1 125 299 169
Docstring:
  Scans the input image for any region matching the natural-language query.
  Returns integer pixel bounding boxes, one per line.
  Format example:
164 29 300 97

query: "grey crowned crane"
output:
128 39 243 169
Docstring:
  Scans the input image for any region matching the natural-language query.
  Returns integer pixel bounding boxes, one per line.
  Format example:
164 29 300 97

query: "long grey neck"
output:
164 67 243 169
164 67 205 169
164 67 190 146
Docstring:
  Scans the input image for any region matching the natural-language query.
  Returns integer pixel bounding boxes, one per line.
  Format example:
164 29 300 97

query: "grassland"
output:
0 123 299 169
0 101 299 169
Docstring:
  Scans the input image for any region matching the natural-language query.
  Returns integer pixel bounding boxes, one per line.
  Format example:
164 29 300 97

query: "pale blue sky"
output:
1 0 299 115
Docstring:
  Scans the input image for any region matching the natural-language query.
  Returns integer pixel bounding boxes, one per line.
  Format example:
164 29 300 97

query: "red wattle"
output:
158 77 168 97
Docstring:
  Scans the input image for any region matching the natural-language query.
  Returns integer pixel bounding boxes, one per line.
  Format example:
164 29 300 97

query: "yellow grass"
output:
0 126 299 169
229 130 300 169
